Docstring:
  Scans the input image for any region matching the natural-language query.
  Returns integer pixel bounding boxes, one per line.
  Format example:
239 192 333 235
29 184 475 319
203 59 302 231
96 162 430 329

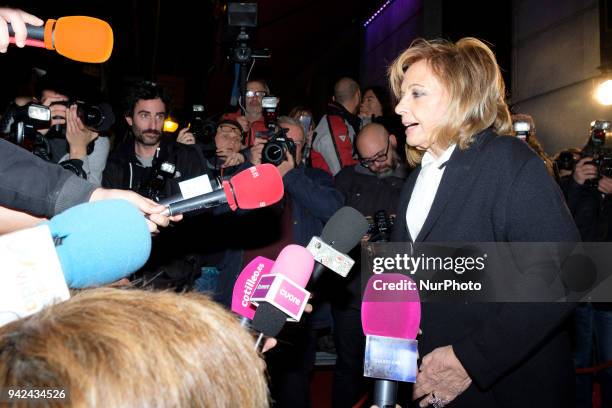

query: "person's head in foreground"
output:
0 288 269 407
389 37 512 166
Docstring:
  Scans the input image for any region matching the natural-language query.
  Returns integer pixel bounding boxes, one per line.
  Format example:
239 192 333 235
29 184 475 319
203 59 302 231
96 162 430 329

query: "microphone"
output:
361 273 421 408
308 206 369 283
0 200 151 326
7 16 113 63
46 199 152 288
163 164 284 216
231 256 275 325
250 245 314 340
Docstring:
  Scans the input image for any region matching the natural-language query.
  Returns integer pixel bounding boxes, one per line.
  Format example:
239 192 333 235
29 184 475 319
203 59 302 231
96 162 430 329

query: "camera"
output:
367 210 396 242
581 120 612 186
139 148 177 201
0 102 51 148
189 104 216 144
555 150 576 172
48 99 115 136
513 120 531 141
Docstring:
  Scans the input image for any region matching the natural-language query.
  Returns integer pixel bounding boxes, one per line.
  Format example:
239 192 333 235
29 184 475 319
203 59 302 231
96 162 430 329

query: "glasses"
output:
359 138 390 167
246 90 266 98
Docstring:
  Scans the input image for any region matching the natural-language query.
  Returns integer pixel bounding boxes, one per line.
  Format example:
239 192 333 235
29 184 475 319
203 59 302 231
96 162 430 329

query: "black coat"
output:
391 129 580 407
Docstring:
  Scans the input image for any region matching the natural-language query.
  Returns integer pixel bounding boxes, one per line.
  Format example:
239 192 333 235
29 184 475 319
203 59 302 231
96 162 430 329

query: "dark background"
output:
0 1 512 127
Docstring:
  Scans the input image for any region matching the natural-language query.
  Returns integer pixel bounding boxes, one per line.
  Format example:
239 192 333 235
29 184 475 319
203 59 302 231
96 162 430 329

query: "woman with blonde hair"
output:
0 288 269 407
389 38 579 407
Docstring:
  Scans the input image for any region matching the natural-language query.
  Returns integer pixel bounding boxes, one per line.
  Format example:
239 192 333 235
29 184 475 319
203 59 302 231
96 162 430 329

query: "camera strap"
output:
326 115 357 170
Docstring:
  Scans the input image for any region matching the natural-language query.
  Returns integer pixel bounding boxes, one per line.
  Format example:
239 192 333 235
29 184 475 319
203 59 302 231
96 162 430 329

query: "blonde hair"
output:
388 37 512 166
0 288 269 407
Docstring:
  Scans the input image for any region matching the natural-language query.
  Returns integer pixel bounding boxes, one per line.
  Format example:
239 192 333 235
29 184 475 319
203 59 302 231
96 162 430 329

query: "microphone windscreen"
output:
53 16 113 63
321 206 369 252
46 200 151 288
230 164 284 210
231 256 275 320
269 244 314 288
251 303 287 337
361 273 421 340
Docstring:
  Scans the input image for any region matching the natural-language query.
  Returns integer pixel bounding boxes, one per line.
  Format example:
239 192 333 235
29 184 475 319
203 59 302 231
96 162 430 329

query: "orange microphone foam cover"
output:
50 16 113 63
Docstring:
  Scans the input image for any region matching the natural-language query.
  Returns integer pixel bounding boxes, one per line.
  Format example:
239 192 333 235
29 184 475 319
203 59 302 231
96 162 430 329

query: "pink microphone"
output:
361 273 421 408
250 245 314 343
231 256 275 324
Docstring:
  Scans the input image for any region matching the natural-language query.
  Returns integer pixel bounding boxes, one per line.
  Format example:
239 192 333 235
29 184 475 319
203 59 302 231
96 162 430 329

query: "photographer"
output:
331 122 409 407
558 132 612 408
246 116 343 408
102 81 211 290
35 77 110 187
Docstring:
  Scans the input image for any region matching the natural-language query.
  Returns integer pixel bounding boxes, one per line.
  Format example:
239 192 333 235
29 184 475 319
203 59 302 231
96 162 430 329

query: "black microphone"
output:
309 206 369 283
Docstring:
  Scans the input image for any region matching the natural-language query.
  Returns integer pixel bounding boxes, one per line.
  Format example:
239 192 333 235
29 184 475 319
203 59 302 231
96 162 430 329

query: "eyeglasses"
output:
245 90 266 98
359 138 390 167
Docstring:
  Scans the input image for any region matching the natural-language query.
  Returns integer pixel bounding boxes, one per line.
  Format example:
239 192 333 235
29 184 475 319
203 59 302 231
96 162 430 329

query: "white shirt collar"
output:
421 144 457 169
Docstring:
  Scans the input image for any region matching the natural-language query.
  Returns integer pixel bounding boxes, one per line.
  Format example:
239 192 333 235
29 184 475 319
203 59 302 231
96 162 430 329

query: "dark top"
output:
391 128 580 407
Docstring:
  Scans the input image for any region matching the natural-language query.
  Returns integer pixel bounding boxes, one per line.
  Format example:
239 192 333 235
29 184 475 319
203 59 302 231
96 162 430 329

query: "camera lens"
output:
262 141 284 165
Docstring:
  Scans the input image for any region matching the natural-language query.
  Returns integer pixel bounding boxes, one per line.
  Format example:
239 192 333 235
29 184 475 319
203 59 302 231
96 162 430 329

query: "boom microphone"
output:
361 273 421 408
164 164 284 216
309 206 369 283
8 16 113 63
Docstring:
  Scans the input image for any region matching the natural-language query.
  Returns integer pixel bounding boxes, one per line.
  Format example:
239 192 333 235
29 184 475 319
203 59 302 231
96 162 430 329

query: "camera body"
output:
261 129 297 166
555 150 576 172
0 102 51 148
189 104 216 144
582 120 612 186
49 99 115 136
139 148 177 202
367 210 396 243
513 120 531 142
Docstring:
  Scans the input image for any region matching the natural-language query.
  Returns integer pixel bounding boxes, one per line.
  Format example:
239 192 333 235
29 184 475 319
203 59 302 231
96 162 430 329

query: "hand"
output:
413 345 472 407
250 137 265 165
0 8 43 52
573 157 598 185
37 95 68 135
176 127 196 145
259 303 313 353
217 149 245 168
599 175 612 194
89 188 183 234
277 150 296 177
0 205 46 234
66 105 98 159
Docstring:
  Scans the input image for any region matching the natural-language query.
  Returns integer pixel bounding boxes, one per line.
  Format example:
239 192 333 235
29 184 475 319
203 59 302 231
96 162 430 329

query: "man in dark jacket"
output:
246 116 344 408
103 81 210 290
331 122 409 407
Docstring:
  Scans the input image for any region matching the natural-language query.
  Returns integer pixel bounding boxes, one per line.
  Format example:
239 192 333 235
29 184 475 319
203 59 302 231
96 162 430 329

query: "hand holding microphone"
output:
4 11 113 62
0 8 43 52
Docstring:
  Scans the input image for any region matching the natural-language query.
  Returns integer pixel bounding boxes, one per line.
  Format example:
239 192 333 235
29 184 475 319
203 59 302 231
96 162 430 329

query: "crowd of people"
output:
1 7 611 408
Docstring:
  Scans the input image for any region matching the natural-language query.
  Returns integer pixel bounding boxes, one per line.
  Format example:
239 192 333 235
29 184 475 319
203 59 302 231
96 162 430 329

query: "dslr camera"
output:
48 99 115 136
0 102 51 150
367 210 396 243
513 120 531 142
188 104 217 145
581 120 612 187
139 147 177 202
258 96 297 166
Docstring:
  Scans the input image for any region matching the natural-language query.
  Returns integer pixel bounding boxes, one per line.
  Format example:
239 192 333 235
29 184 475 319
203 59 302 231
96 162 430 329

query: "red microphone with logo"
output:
163 164 284 216
7 16 113 63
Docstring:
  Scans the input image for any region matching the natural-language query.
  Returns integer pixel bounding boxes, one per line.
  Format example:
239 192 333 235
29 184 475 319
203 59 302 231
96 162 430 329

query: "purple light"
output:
363 0 395 27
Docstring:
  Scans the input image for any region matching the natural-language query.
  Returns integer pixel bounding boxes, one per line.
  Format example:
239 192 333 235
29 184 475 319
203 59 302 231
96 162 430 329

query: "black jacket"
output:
391 129 579 407
102 134 210 290
0 138 95 217
102 133 209 197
